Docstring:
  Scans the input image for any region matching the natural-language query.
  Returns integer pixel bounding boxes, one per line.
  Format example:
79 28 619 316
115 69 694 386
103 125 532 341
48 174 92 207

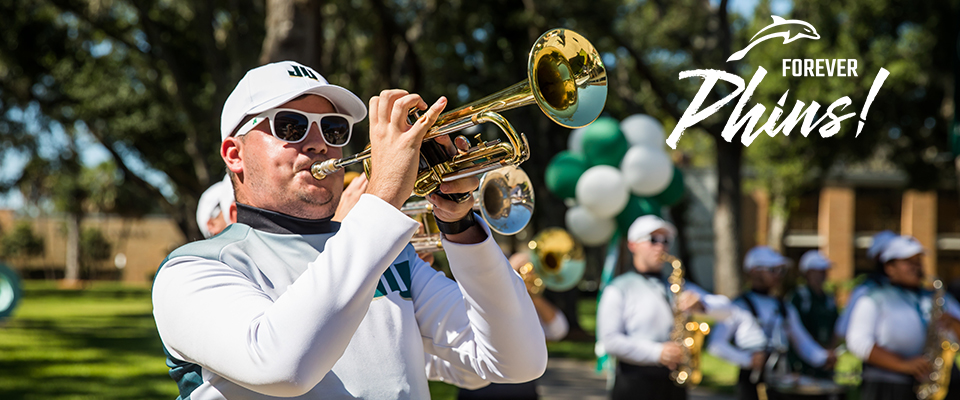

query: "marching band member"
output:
598 215 733 400
786 250 838 379
834 230 896 340
846 236 960 400
195 175 236 238
457 252 569 400
152 61 547 400
709 246 835 400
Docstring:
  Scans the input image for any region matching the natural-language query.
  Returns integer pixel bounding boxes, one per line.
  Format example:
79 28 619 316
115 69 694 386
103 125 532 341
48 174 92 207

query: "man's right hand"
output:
660 342 682 370
365 90 447 209
901 356 933 382
750 351 767 371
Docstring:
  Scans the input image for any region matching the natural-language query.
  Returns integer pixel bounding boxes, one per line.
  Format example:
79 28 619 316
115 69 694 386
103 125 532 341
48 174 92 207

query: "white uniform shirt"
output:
709 291 828 369
597 271 733 366
835 276 885 338
846 284 960 383
153 195 547 399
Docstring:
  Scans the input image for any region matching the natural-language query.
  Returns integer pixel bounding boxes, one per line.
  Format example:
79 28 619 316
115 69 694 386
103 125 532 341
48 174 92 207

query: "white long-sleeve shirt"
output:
709 291 828 369
597 271 733 366
846 284 960 383
152 195 547 399
835 276 886 338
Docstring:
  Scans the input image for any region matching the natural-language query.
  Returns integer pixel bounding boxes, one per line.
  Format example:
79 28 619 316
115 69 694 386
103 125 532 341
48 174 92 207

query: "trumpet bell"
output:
530 29 608 129
477 166 534 236
528 228 585 292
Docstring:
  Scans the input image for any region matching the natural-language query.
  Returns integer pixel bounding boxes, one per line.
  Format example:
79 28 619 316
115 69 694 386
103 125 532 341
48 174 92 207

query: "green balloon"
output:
616 196 661 236
652 166 685 207
581 117 629 167
545 151 589 199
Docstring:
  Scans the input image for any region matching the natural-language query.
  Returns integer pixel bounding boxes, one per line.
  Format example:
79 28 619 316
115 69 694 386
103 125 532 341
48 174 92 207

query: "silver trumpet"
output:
402 165 534 253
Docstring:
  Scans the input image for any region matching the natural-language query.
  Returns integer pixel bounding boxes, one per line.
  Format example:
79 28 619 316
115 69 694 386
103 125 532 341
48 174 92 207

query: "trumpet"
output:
311 28 607 199
402 166 534 253
519 228 585 295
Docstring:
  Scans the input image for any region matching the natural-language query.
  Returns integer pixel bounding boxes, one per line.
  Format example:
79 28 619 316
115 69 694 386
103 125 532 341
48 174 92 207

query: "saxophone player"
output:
847 236 960 400
597 216 734 400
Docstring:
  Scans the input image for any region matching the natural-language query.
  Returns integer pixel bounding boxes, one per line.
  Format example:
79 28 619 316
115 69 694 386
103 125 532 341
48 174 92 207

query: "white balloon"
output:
567 127 586 154
575 165 629 218
620 114 666 149
565 206 616 246
620 146 674 196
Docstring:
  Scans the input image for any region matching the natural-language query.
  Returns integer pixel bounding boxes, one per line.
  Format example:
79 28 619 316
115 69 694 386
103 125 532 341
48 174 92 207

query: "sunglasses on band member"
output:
234 108 354 147
636 234 671 246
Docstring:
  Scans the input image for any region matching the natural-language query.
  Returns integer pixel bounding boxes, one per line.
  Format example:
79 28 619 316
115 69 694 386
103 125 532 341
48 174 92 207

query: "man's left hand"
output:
677 291 705 313
428 177 480 222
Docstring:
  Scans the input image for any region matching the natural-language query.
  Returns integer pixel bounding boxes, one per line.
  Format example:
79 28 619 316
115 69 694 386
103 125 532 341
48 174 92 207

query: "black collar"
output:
236 203 339 235
640 271 663 280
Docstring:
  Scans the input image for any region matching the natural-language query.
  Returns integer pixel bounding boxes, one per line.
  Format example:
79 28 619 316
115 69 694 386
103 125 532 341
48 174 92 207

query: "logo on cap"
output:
288 64 319 81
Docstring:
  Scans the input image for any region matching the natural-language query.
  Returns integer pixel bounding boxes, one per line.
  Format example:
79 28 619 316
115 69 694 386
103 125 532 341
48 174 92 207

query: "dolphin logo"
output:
727 15 820 62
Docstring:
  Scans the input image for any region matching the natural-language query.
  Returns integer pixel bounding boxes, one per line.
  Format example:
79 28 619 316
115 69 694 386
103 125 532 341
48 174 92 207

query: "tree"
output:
0 0 265 240
0 222 45 262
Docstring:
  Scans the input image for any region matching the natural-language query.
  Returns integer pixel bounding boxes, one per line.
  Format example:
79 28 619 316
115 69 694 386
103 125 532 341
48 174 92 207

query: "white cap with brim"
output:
744 246 789 271
866 230 898 260
627 215 677 243
220 61 367 141
879 236 925 263
799 250 832 272
196 175 235 238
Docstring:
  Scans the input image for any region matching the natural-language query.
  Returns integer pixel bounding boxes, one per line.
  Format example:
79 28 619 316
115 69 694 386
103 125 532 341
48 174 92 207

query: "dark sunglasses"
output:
649 234 671 246
235 108 354 147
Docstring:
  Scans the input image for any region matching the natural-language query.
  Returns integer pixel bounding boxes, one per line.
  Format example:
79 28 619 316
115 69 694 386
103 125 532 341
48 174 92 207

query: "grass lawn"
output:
0 281 176 400
0 282 866 399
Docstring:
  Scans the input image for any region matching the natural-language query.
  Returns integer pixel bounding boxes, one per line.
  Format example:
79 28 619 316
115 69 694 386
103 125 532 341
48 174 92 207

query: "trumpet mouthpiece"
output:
311 159 339 180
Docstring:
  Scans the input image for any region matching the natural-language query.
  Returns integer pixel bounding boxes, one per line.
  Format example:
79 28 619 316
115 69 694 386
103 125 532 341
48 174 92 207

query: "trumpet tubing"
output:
311 28 607 199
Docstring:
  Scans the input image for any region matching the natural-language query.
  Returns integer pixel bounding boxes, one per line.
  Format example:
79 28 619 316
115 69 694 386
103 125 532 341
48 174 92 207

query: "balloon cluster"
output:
545 115 685 246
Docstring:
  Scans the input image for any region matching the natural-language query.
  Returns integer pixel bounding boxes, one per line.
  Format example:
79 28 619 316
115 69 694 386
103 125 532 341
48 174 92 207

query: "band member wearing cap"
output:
709 246 836 400
847 235 960 400
597 215 734 400
196 175 237 238
834 230 896 340
152 61 547 399
785 250 838 379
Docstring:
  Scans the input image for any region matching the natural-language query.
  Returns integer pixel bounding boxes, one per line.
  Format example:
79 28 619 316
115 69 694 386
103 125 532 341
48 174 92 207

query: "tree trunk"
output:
767 192 789 253
64 213 81 285
713 139 742 298
260 0 324 67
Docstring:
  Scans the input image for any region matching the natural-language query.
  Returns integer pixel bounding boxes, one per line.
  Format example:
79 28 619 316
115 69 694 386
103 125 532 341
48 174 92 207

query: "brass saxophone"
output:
663 253 711 387
917 279 960 400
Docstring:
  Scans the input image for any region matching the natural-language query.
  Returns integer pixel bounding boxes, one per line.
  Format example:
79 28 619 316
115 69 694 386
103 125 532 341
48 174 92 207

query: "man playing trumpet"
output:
152 61 547 399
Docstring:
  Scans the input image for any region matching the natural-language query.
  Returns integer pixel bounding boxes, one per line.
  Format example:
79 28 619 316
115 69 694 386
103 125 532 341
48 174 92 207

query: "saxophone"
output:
917 279 960 400
664 253 711 387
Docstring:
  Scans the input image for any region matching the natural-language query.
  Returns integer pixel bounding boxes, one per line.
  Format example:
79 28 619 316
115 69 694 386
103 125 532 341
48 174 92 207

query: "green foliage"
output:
0 222 45 259
79 227 111 262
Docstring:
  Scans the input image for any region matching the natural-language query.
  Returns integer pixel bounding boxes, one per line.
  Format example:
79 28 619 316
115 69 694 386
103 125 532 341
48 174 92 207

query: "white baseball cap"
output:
196 175 235 238
866 230 898 260
799 250 832 272
879 236 925 263
744 246 789 271
220 61 367 141
627 215 677 243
